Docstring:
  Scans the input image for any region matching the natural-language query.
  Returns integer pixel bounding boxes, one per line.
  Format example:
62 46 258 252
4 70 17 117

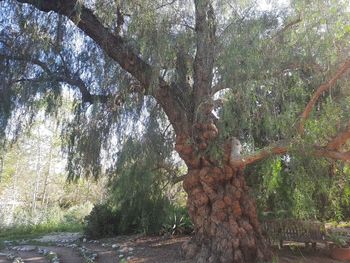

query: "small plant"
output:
161 206 193 235
327 232 349 248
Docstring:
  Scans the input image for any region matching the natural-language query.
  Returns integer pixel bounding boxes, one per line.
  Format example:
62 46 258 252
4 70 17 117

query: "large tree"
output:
1 0 350 262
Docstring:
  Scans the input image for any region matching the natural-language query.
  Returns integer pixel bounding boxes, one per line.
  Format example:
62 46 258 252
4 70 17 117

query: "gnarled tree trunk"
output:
176 127 272 263
183 166 271 263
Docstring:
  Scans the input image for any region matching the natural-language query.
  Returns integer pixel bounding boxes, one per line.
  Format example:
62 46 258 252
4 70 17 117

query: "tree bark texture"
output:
176 125 272 263
182 167 271 263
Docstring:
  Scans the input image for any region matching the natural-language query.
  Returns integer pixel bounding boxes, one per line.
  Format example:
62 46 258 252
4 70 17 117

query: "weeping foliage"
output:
107 109 176 234
0 0 192 175
247 156 350 221
215 1 350 221
85 110 178 235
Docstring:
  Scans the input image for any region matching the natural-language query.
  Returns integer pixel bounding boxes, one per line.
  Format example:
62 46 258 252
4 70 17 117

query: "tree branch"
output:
326 122 350 151
313 148 350 162
15 0 190 134
234 144 350 167
299 58 350 133
193 0 216 107
16 0 153 89
240 146 287 166
211 82 229 95
1 52 109 104
271 17 301 40
172 174 186 184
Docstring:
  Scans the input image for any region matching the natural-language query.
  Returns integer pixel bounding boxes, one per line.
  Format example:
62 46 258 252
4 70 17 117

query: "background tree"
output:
1 0 350 262
0 107 107 228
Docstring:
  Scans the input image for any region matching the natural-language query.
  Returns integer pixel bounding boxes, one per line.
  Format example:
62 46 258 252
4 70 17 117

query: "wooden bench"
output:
261 219 326 248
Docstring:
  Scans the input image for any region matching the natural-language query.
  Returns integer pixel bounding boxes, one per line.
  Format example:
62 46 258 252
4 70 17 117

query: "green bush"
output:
84 203 120 239
114 177 171 234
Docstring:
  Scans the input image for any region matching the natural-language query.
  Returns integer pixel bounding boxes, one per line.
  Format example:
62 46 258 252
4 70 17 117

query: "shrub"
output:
84 203 120 239
162 206 193 235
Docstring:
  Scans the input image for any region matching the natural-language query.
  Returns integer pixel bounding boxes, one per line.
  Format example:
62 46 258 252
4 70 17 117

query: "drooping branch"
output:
56 75 109 103
1 52 109 103
210 61 324 96
299 58 350 133
15 0 189 135
16 0 153 89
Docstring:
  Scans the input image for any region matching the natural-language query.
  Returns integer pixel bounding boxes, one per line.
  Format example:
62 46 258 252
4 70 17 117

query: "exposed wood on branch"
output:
313 148 350 162
299 58 350 133
240 146 288 166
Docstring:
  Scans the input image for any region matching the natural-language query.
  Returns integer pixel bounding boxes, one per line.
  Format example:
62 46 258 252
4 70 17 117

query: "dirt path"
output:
125 236 191 263
0 245 82 263
0 249 47 263
1 233 349 263
82 244 117 263
45 246 82 263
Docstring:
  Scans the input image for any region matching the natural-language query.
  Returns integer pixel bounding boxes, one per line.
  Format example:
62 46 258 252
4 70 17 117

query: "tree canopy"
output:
1 1 349 176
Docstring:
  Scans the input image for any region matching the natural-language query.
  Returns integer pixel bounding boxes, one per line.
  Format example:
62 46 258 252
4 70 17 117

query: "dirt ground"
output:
0 233 348 263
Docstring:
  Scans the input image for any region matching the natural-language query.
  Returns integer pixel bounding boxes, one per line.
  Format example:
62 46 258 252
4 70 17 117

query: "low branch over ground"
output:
237 144 350 167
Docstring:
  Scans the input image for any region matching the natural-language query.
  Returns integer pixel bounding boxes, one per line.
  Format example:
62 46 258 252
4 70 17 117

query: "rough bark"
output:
182 165 271 263
176 122 272 263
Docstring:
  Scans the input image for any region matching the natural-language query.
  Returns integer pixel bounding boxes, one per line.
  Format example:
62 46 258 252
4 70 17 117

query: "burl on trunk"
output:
176 127 271 263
